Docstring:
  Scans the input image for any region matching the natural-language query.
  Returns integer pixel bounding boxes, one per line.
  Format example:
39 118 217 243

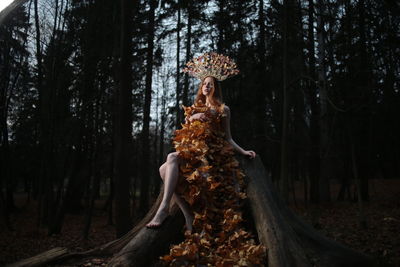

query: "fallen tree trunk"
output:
8 156 378 267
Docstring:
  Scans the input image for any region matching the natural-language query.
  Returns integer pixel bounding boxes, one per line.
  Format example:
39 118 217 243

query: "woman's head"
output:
195 76 223 107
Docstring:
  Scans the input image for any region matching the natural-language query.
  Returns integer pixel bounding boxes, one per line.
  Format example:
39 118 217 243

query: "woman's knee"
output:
159 163 166 179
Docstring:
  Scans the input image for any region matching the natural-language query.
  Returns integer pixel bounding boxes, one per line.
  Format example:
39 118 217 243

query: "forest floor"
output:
289 178 400 267
0 178 399 267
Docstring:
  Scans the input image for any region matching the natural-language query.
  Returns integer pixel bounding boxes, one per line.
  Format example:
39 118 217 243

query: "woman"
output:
146 52 265 266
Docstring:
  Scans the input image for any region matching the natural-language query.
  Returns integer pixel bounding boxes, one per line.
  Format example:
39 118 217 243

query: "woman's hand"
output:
190 112 207 122
243 150 256 159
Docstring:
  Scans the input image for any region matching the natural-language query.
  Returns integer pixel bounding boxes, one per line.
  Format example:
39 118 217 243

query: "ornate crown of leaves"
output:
182 52 240 81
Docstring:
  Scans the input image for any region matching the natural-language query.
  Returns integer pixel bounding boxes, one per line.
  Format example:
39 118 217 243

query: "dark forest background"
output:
0 0 399 262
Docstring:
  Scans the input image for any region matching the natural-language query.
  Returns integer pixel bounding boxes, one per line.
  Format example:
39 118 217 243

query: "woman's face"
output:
202 76 214 96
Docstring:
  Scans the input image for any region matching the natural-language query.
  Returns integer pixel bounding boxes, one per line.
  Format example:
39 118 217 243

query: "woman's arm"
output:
222 105 256 159
188 112 207 122
184 104 206 123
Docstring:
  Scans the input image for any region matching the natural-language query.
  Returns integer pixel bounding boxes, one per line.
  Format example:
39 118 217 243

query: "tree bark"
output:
216 0 225 53
239 156 375 267
253 0 268 163
356 0 371 202
139 0 156 217
34 0 53 228
182 0 192 109
113 0 134 237
280 0 289 202
175 0 182 129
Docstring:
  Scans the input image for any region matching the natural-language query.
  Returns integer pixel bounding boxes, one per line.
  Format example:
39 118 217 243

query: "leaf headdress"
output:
183 52 240 81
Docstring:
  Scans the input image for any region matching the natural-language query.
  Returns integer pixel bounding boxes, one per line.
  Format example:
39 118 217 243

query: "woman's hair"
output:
194 76 223 107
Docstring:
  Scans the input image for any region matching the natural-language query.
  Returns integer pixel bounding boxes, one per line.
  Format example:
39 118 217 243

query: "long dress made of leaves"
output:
160 102 267 267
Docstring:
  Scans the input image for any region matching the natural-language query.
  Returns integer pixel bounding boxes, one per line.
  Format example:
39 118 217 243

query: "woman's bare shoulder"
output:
223 104 230 113
220 104 230 117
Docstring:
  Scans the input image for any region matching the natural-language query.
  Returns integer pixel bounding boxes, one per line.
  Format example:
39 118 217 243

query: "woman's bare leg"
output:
172 192 193 232
146 152 193 231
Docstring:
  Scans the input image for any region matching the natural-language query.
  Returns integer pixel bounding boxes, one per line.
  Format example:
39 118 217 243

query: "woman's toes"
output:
146 222 158 227
146 208 169 228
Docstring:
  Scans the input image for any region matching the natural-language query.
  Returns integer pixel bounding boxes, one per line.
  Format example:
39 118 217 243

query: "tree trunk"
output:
280 0 289 202
253 0 268 163
0 12 19 229
107 196 184 266
307 0 321 205
316 0 331 202
216 0 225 53
240 156 376 267
350 143 367 229
113 0 134 237
139 0 156 217
175 0 182 129
9 156 377 267
182 0 192 109
46 0 70 236
356 0 371 202
34 0 52 228
152 84 161 197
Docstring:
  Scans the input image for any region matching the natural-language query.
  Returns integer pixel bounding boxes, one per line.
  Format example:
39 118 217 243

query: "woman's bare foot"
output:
146 206 169 228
